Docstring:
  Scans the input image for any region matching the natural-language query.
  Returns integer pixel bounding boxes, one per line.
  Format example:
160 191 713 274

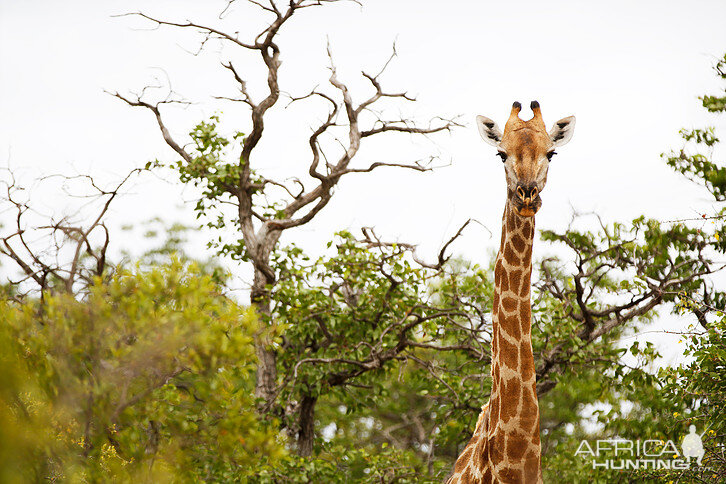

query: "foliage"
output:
252 443 424 483
652 51 726 483
173 116 255 262
663 53 726 200
0 260 283 482
273 233 430 410
269 233 489 480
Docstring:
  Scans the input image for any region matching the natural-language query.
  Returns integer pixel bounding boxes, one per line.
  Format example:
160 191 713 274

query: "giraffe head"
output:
476 101 575 217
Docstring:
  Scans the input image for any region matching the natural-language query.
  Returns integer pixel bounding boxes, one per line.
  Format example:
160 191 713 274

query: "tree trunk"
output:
251 267 277 409
297 394 317 457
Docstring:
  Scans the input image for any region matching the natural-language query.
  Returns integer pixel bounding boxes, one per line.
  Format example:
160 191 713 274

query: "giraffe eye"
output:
497 151 508 162
546 151 557 161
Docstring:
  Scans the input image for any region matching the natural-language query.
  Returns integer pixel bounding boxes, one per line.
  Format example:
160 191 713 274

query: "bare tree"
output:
111 0 460 431
0 167 141 299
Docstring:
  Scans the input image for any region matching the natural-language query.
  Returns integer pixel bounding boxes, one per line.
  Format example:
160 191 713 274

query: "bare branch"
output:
336 156 434 175
221 61 255 107
109 92 192 164
113 12 257 49
361 118 460 138
0 168 142 296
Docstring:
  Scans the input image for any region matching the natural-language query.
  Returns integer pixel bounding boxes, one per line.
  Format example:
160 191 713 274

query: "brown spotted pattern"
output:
446 204 542 484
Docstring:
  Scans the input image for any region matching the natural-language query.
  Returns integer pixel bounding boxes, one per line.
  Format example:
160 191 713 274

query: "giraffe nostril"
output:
531 187 538 199
517 186 526 201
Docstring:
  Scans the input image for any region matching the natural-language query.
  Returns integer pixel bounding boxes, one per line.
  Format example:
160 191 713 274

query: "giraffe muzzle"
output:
515 183 541 217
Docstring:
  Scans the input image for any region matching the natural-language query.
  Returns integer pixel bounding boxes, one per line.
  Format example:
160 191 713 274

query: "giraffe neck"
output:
446 201 542 484
487 200 541 481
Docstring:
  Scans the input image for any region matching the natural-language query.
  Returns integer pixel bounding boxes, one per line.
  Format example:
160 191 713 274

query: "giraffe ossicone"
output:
447 101 575 484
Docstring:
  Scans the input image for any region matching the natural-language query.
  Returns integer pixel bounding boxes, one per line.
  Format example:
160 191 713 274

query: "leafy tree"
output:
265 230 482 479
644 51 726 483
538 52 726 483
663 53 726 201
112 1 459 443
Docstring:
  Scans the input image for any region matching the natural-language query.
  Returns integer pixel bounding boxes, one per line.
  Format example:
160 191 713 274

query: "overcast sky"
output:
1 0 725 363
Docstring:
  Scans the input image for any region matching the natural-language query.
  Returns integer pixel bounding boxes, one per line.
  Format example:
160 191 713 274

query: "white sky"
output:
1 0 725 364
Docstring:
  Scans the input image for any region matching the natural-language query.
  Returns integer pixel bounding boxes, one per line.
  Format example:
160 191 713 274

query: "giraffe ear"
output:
549 116 576 147
476 115 503 146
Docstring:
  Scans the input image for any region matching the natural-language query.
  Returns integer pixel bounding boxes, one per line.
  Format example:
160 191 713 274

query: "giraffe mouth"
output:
511 183 541 217
513 197 541 217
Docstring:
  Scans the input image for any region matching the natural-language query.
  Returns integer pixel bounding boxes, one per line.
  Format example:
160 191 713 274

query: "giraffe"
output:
446 101 575 483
